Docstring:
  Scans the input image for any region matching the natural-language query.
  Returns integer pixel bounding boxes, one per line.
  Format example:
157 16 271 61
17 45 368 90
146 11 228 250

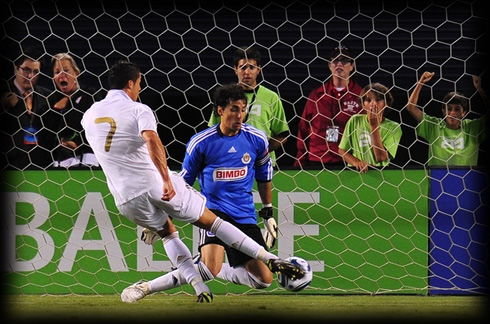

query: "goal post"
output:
1 1 488 296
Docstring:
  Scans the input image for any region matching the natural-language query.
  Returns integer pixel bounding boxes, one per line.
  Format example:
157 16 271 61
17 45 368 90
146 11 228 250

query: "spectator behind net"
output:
406 71 488 166
0 47 55 170
51 53 106 168
208 46 289 167
338 83 402 173
295 45 363 169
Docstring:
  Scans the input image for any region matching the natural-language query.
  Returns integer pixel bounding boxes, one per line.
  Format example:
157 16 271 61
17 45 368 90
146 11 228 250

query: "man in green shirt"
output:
208 46 289 167
406 71 488 166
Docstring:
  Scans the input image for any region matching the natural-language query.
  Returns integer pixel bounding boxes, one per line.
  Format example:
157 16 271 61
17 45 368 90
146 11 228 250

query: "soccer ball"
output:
277 256 313 292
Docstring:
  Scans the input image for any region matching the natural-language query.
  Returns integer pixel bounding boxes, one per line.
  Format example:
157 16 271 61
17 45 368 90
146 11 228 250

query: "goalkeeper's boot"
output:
266 258 305 280
196 291 213 303
121 280 151 303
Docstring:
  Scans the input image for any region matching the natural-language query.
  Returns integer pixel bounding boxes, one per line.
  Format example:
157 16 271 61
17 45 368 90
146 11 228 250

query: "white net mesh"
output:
1 1 488 295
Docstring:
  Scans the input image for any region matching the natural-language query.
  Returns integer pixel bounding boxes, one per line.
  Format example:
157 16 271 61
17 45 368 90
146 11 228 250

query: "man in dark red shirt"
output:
295 46 363 168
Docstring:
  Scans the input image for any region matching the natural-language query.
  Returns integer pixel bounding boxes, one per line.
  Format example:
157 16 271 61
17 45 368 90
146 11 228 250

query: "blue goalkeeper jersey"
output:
180 124 273 224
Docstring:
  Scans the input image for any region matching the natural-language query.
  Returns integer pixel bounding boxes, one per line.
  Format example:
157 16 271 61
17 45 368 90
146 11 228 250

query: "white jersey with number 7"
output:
81 89 162 206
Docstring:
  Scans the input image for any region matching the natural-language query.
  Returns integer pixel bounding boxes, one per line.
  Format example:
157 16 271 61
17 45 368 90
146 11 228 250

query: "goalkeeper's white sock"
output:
162 232 210 295
149 261 214 292
210 217 277 262
217 263 270 289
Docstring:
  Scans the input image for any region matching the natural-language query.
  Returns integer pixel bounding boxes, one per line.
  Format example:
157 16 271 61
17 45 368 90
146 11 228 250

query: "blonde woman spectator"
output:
51 53 105 167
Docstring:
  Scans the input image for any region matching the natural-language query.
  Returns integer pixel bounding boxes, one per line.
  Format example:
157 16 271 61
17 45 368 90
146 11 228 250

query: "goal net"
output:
1 0 488 296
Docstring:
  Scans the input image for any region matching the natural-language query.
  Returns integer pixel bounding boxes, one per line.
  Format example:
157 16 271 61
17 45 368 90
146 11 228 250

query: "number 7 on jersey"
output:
95 117 116 152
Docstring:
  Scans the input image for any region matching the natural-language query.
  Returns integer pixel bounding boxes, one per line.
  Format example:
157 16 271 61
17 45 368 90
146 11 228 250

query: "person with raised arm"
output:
406 71 488 166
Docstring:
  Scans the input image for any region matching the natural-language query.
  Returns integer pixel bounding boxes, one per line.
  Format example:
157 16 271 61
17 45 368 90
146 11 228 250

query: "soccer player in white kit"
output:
81 60 303 303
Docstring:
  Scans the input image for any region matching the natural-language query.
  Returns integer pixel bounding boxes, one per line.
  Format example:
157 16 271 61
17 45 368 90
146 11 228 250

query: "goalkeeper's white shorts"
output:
117 171 206 232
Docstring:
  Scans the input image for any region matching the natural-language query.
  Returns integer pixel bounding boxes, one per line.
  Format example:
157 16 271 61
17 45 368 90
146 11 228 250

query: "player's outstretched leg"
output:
121 280 151 303
266 258 305 280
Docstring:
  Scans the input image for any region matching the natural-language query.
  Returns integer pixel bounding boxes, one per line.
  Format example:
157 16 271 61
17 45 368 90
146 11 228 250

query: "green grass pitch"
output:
3 294 488 323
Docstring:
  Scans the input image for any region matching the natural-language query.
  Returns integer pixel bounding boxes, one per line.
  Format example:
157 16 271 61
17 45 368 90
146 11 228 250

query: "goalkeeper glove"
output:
141 228 160 245
259 206 278 249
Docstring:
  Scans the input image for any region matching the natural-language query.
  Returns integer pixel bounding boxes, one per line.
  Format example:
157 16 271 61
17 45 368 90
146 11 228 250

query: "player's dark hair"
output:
233 46 261 67
213 83 247 116
108 60 140 89
442 91 468 112
360 83 394 116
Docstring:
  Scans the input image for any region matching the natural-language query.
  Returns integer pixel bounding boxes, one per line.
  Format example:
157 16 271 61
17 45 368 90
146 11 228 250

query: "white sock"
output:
217 263 270 289
210 217 277 262
149 261 215 292
149 268 184 292
162 232 210 295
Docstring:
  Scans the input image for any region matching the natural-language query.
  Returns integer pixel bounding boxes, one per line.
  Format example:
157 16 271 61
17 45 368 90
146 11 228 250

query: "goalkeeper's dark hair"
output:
108 59 141 89
213 83 247 116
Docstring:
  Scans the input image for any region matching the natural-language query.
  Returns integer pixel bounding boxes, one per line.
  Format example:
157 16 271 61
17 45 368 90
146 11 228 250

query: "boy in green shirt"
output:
338 83 402 173
406 71 488 166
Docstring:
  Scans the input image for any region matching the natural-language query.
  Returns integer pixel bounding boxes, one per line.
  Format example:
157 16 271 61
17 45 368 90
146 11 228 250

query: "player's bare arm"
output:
142 129 176 201
257 181 272 205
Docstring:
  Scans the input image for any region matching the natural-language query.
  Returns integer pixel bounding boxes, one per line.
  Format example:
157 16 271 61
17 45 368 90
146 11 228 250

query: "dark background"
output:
1 0 488 169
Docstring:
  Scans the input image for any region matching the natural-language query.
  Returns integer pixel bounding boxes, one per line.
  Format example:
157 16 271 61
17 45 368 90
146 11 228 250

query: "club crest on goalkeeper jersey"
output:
180 124 273 224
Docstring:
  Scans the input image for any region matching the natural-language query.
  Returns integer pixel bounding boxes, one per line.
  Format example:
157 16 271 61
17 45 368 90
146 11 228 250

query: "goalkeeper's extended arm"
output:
259 203 277 249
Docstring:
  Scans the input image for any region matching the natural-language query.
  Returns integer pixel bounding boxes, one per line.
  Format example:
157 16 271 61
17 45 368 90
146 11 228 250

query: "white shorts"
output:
117 172 206 232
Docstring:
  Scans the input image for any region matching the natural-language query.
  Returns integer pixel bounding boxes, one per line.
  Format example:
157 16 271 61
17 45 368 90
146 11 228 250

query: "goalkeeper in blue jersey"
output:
181 83 279 289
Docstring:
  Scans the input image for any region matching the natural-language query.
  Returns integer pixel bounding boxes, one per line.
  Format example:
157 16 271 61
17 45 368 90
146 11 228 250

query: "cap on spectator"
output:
329 45 354 63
